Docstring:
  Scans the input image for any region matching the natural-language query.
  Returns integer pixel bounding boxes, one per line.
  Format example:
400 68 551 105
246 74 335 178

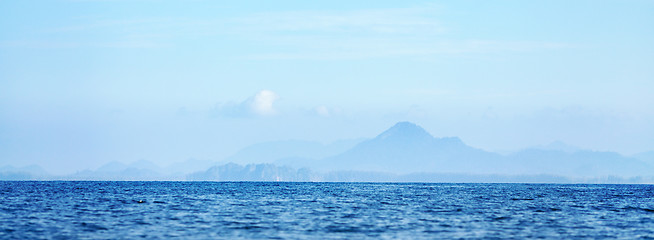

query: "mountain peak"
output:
375 122 433 141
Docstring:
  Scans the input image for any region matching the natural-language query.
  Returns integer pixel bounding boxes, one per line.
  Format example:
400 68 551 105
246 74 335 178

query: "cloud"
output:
212 90 280 118
229 7 571 60
312 105 343 117
315 106 330 117
250 90 279 116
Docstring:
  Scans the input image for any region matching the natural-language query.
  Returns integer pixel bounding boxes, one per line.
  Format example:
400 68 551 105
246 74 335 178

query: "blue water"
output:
1 182 653 239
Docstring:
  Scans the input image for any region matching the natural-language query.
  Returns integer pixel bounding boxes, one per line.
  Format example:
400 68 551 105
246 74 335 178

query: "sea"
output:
1 181 653 239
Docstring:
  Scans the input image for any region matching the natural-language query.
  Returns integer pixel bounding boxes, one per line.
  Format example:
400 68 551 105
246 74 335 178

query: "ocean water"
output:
1 182 653 239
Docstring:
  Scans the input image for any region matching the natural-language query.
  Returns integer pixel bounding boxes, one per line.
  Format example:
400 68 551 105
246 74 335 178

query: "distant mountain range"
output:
188 163 319 182
64 158 217 181
633 151 654 166
224 139 362 167
316 122 504 174
2 121 653 183
0 165 50 180
312 122 653 178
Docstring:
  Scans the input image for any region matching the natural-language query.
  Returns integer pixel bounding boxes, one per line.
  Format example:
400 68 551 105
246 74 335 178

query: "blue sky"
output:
1 0 653 174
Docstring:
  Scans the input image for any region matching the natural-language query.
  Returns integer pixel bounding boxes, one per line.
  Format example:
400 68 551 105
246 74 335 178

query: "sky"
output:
1 0 653 174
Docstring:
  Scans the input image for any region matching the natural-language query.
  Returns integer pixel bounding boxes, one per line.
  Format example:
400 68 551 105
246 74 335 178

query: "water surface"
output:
1 181 653 239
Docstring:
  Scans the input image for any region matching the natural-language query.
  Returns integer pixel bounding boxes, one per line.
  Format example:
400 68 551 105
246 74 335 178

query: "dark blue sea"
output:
1 182 653 239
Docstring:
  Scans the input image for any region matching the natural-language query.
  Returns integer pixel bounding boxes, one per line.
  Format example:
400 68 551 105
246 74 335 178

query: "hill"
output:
317 122 503 173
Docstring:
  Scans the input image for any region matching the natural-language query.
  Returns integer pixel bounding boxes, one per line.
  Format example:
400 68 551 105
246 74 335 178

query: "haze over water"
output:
2 1 653 174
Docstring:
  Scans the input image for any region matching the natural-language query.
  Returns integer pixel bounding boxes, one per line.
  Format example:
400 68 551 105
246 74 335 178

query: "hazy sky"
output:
1 0 653 174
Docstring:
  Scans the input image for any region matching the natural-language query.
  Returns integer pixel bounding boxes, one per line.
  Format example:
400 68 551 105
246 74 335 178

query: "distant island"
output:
2 122 653 183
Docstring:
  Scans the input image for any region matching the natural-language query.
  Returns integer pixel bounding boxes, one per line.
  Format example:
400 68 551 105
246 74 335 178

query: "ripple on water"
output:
0 182 653 239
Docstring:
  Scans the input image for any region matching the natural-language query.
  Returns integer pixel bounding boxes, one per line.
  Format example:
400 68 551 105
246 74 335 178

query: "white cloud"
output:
315 106 331 117
212 90 280 118
312 105 343 117
249 90 279 116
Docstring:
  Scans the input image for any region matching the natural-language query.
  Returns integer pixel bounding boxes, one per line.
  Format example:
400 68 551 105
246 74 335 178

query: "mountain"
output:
317 122 503 174
533 141 581 153
633 151 654 166
187 163 319 181
68 168 167 181
95 161 129 172
67 159 170 180
314 121 654 179
4 121 652 182
224 139 363 166
162 158 218 175
506 149 653 178
0 165 50 180
129 159 162 172
95 159 163 173
185 163 650 183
